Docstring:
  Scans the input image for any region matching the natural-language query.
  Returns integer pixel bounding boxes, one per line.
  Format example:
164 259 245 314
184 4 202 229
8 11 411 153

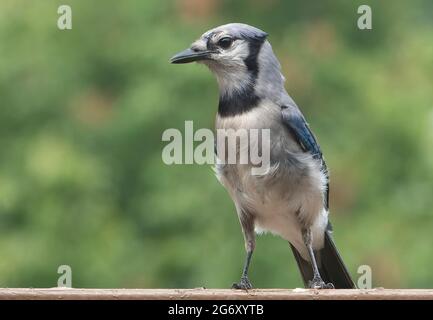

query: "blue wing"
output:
281 106 329 209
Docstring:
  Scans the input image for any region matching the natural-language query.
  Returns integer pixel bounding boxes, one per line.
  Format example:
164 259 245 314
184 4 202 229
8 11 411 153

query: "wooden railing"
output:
0 288 432 300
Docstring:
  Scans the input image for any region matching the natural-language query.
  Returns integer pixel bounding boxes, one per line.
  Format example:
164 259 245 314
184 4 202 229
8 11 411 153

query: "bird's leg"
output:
302 228 334 289
232 243 254 290
232 215 255 290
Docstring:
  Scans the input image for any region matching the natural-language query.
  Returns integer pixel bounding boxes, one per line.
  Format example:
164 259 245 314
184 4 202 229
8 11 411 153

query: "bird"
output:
170 23 355 289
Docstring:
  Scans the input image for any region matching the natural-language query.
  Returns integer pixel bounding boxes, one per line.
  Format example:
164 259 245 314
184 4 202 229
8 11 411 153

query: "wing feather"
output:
281 106 329 209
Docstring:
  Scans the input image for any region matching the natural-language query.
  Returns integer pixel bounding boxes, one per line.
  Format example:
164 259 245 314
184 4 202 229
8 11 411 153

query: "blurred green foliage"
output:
0 0 432 288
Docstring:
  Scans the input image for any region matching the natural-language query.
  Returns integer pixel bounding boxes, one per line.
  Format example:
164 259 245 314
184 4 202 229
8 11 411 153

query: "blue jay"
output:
171 23 355 289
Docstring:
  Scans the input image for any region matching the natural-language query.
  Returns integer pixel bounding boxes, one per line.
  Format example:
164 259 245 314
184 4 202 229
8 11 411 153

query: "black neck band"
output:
217 40 265 118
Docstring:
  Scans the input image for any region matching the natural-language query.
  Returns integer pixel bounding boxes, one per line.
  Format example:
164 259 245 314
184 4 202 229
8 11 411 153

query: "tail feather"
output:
290 230 355 289
290 243 313 288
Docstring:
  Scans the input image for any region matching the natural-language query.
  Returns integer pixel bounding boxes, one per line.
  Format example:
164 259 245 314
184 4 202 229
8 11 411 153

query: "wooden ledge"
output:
0 288 432 300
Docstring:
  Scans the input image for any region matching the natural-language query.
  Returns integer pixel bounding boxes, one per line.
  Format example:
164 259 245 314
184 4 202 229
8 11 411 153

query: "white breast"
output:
214 100 329 260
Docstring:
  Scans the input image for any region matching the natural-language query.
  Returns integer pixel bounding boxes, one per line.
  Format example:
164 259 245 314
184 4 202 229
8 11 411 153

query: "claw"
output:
308 277 334 289
232 276 253 290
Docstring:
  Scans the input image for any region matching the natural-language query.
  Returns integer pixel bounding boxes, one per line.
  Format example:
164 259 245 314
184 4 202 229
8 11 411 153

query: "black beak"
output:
170 48 213 64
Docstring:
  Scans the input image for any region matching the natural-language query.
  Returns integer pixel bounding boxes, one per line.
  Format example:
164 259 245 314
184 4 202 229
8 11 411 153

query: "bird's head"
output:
171 23 288 114
171 23 266 65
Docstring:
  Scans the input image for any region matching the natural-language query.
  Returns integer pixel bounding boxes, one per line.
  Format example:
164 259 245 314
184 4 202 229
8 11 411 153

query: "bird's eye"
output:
217 37 233 49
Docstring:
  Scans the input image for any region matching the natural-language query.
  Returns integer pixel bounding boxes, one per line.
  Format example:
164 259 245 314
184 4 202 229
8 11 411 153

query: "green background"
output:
0 0 432 288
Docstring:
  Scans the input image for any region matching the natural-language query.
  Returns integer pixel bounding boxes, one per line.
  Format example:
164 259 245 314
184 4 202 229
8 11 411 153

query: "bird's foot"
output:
308 277 334 289
232 276 253 290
